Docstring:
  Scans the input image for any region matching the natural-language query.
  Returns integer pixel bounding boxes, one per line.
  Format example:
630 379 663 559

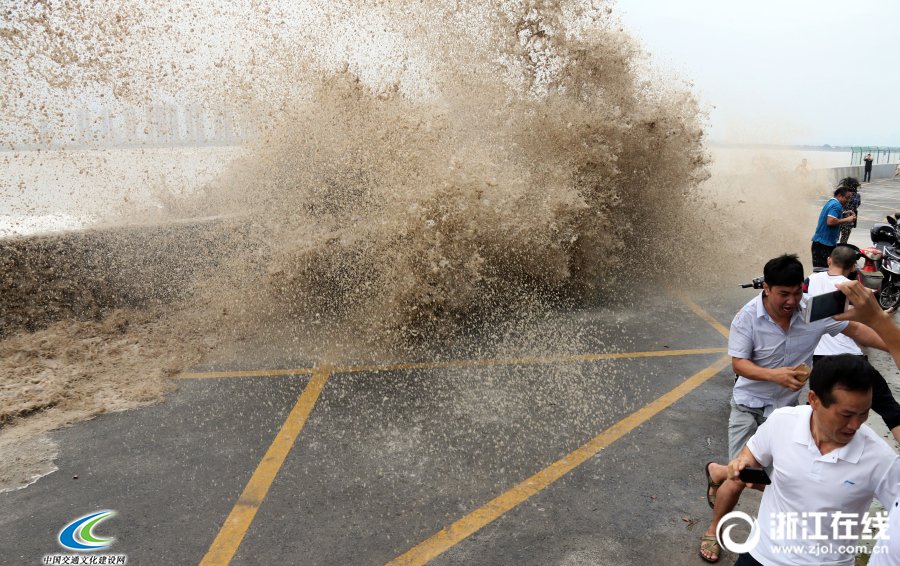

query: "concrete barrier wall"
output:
825 163 898 185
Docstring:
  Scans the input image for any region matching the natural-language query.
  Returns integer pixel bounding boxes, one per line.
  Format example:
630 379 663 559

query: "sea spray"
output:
0 0 720 490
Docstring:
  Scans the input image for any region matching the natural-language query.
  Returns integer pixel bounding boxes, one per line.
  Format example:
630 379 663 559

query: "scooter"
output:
867 214 900 310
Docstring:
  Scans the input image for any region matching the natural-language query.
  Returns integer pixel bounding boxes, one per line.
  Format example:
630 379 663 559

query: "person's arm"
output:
835 282 900 445
732 357 805 391
835 281 900 367
827 212 856 226
874 457 900 509
869 369 900 443
841 321 889 351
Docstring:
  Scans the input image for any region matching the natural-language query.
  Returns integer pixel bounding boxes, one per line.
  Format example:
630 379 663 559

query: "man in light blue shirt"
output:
811 186 855 268
699 254 887 563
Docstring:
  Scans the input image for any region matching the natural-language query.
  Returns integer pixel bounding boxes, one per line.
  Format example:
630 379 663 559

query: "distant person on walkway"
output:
795 158 809 176
811 186 856 268
864 152 874 182
894 163 899 179
838 177 861 244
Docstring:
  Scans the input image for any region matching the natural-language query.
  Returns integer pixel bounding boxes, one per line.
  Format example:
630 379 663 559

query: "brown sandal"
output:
699 534 721 563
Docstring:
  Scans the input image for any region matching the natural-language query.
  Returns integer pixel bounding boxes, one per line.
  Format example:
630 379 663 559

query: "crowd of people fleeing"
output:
697 174 900 565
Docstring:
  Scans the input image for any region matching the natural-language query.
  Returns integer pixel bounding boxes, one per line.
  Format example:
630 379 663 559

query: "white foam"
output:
0 213 91 238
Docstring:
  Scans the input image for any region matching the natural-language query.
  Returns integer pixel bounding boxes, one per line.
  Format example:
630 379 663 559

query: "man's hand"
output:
727 453 762 488
770 367 805 391
835 280 886 325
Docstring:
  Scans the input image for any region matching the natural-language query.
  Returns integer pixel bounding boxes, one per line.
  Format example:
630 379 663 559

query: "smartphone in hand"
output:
738 467 771 485
805 289 848 323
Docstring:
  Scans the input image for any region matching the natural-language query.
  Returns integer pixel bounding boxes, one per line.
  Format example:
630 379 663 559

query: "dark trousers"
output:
734 553 764 566
839 223 852 244
811 241 834 268
865 168 872 182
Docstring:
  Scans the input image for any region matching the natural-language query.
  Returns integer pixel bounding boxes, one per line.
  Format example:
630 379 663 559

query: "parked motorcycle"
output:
864 214 900 310
738 209 900 310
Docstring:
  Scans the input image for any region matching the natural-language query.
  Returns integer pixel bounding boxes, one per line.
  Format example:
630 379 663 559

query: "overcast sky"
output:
617 0 900 147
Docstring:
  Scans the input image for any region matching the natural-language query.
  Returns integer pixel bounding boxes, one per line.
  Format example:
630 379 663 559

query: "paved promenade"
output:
4 177 900 565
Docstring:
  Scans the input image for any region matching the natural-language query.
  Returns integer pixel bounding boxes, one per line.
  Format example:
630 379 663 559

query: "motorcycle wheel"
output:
879 284 900 310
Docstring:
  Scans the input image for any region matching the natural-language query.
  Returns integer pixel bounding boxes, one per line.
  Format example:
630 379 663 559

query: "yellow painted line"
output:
176 348 727 380
387 354 732 566
199 368 330 566
177 368 314 379
857 213 882 222
673 291 730 339
333 348 727 374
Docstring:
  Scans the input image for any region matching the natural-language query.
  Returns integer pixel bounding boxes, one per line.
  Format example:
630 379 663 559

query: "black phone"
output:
805 289 848 323
738 467 771 485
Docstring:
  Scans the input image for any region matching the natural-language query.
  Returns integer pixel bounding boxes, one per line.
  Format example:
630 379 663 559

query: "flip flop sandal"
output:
699 534 721 563
705 461 722 509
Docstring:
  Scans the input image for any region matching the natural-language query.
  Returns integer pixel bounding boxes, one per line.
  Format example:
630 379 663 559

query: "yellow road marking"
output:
177 348 727 380
673 291 730 339
387 355 731 566
333 348 726 374
198 368 330 566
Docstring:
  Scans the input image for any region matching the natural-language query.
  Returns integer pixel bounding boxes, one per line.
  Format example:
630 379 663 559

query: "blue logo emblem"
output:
58 510 116 551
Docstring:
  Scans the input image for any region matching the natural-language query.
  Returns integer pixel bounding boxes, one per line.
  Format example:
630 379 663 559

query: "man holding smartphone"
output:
809 246 900 444
835 280 900 565
811 186 856 268
727 355 900 565
699 254 889 563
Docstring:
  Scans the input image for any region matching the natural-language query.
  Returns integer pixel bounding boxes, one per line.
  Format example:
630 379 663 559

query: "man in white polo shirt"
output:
700 254 889 562
809 246 866 360
728 354 900 565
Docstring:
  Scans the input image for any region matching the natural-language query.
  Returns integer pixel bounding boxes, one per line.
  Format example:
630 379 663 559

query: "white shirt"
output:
747 406 900 565
729 293 848 415
870 489 900 565
808 272 863 356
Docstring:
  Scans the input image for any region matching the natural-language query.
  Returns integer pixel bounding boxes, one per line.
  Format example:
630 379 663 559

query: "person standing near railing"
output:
864 152 874 182
839 177 861 244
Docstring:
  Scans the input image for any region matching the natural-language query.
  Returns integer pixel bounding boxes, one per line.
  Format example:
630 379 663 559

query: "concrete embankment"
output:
826 162 897 184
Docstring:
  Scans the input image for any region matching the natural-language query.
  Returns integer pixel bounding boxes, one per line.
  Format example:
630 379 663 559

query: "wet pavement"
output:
4 177 900 565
